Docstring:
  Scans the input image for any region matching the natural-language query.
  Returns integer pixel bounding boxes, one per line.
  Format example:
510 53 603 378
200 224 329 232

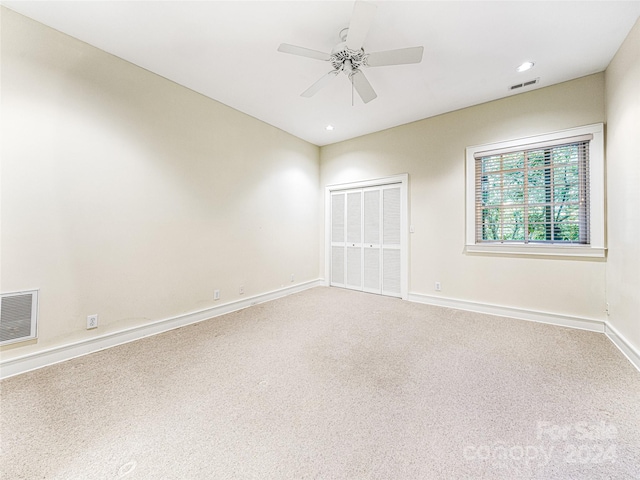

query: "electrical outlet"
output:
87 314 98 329
606 302 610 315
239 285 244 295
435 282 441 292
291 274 295 283
214 289 220 301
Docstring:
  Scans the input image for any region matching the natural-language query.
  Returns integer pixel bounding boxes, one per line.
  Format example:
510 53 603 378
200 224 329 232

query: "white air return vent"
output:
1 290 38 346
509 78 540 91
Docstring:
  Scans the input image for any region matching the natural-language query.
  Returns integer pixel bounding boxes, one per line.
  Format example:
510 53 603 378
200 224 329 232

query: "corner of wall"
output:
603 16 640 361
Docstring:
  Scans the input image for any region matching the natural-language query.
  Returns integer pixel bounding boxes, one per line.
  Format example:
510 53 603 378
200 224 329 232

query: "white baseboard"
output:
4 283 637 379
407 292 605 332
0 279 324 380
408 292 640 373
605 322 640 373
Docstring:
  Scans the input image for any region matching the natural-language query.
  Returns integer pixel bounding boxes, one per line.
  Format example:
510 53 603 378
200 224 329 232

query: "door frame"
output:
324 174 409 300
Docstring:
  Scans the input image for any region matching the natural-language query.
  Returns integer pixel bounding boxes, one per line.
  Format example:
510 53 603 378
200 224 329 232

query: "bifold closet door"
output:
330 192 346 287
345 190 363 290
382 186 401 297
363 188 381 294
331 183 402 298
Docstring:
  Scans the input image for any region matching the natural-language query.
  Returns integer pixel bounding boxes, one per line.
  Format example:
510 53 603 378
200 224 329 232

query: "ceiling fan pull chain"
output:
352 77 354 107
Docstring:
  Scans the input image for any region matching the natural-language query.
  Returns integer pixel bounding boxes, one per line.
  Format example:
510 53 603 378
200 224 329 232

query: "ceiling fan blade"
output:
351 69 377 104
366 46 424 67
278 43 331 61
301 70 339 98
345 1 377 51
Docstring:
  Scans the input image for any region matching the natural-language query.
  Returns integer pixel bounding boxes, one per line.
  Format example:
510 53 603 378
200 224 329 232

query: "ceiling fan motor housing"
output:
330 46 367 74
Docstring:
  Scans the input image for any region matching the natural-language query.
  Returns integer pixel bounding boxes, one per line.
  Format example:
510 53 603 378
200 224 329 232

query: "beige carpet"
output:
1 287 639 479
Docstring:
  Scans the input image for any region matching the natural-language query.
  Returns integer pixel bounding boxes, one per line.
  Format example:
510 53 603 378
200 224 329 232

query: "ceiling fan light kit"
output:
278 1 424 104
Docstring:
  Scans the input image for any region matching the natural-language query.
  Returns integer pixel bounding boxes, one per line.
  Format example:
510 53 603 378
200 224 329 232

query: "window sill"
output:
465 243 606 258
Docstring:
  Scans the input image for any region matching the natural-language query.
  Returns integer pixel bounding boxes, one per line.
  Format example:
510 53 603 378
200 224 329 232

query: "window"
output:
466 124 605 257
477 138 590 244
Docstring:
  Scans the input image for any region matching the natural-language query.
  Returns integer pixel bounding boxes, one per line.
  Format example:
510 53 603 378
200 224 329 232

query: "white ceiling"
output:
4 1 640 146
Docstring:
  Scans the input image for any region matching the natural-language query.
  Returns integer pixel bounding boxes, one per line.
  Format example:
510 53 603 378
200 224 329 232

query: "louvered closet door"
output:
363 188 382 294
345 191 363 290
382 186 401 297
330 183 402 298
330 192 346 287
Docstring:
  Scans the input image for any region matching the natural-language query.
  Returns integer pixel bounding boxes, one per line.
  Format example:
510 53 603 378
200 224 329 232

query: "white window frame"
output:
465 123 605 258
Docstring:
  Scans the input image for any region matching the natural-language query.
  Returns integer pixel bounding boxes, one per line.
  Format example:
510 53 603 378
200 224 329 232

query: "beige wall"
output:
320 74 607 320
3 6 636 367
605 18 640 352
0 9 320 358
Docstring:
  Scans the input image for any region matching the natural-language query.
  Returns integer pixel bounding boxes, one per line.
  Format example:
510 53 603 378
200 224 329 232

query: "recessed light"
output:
325 125 334 131
517 61 535 73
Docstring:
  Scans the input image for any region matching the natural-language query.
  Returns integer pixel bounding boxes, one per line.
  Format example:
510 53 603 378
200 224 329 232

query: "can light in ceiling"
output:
325 125 334 131
517 61 535 73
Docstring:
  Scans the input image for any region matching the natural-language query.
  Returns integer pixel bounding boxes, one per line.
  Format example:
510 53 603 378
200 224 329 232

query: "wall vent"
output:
1 290 38 346
509 78 540 91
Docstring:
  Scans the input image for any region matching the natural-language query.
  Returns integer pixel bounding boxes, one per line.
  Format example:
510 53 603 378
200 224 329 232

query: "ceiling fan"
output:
278 1 424 104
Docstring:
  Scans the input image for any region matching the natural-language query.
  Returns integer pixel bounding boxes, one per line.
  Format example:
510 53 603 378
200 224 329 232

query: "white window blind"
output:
475 135 591 245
